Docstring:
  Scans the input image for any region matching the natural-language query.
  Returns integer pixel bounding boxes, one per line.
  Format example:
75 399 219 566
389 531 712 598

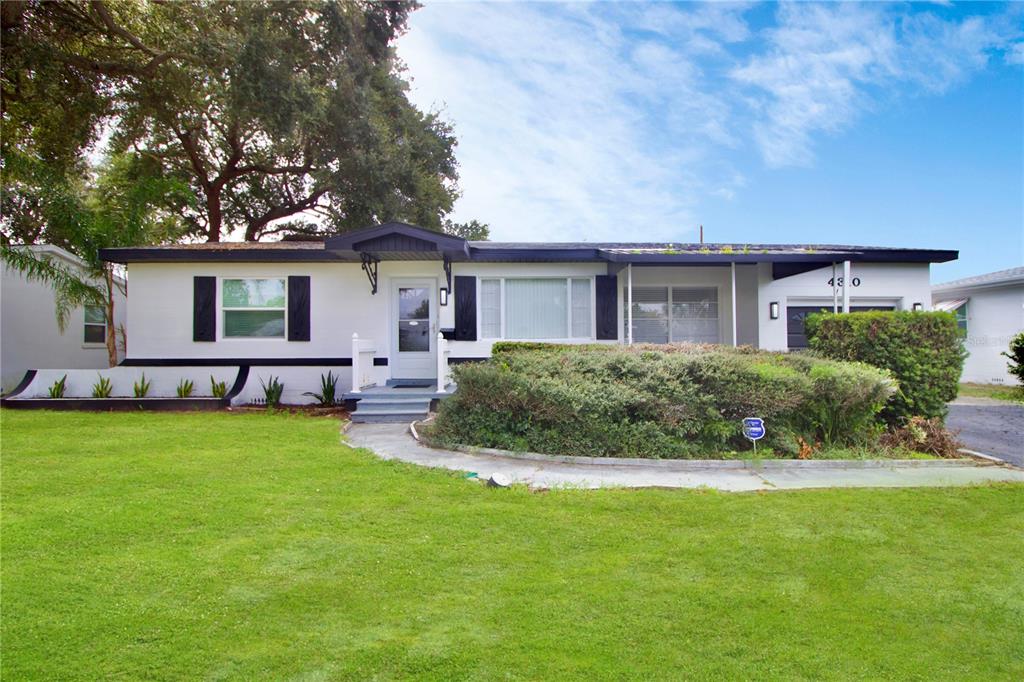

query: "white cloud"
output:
397 1 748 242
731 2 1021 167
397 1 1021 239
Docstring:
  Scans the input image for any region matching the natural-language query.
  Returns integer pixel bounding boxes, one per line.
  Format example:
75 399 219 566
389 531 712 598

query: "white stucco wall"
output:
757 262 933 351
933 283 1024 384
124 259 937 361
1 256 126 393
116 258 939 401
124 260 614 364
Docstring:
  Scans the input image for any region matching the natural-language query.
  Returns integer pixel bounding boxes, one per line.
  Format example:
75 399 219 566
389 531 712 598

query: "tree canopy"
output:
2 0 484 243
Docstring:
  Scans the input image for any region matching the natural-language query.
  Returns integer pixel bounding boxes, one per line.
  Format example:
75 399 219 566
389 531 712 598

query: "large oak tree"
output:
2 0 475 243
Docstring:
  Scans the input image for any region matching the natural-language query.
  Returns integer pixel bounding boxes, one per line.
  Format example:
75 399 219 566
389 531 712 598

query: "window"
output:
222 278 286 338
84 304 106 344
480 277 592 340
956 302 968 333
480 279 502 338
624 286 719 344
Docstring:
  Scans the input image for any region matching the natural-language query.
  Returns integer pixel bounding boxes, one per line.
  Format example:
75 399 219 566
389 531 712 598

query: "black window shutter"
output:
287 275 311 341
193 276 216 342
454 275 477 341
595 275 618 340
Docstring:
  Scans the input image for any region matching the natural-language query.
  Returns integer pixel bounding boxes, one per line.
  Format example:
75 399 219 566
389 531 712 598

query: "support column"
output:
842 260 851 313
832 262 838 313
731 262 738 346
627 264 634 346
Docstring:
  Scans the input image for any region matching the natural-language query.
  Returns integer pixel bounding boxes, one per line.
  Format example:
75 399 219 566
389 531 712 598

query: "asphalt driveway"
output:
947 398 1024 467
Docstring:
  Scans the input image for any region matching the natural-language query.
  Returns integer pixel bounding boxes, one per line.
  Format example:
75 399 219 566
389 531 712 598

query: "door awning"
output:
933 298 968 312
324 222 470 261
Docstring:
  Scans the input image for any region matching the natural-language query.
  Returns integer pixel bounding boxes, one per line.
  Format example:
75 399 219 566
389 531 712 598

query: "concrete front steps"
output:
345 382 453 423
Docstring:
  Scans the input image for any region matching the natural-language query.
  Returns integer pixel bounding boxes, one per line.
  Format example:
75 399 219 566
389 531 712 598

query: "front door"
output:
391 279 436 379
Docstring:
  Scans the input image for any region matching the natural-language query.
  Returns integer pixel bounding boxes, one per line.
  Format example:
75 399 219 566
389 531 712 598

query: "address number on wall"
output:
827 277 861 287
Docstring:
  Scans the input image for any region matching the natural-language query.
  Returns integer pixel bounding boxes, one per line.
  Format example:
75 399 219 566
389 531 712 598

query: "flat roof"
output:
100 223 958 265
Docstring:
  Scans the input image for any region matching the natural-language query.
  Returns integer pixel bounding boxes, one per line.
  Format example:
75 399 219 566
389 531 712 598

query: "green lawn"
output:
2 411 1022 680
959 382 1024 403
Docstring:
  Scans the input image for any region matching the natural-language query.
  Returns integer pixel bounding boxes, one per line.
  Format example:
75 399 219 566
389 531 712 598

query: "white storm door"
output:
390 279 436 379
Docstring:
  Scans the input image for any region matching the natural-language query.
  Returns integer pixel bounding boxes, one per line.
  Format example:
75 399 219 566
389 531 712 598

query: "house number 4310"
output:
828 277 861 287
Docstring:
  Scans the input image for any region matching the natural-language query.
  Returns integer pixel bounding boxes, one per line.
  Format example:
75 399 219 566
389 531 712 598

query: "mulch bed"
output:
228 405 350 419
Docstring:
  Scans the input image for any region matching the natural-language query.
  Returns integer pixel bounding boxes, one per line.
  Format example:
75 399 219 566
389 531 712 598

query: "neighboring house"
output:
1 245 127 393
933 266 1024 384
79 223 953 407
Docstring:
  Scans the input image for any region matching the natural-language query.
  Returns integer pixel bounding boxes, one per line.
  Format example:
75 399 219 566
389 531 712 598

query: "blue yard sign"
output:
742 417 765 452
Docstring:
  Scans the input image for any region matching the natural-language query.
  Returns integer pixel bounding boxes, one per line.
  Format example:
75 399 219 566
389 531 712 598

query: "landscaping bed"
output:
431 343 915 459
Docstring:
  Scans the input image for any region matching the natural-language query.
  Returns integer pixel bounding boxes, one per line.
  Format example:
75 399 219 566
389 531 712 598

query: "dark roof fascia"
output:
466 247 606 262
101 244 959 266
600 249 958 265
99 247 349 264
324 222 470 257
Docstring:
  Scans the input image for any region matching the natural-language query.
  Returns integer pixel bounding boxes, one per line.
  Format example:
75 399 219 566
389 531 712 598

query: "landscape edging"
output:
409 420 983 470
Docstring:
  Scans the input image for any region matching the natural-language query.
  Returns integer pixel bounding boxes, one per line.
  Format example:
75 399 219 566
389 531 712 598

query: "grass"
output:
2 410 1023 680
958 382 1024 403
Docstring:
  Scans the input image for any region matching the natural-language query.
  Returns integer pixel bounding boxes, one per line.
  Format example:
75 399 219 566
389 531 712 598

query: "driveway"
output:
947 397 1024 467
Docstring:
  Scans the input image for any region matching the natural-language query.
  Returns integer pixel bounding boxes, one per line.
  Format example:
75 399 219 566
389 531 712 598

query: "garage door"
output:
787 306 895 349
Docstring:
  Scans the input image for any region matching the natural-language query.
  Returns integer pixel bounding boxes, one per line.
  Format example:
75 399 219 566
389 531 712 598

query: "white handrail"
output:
436 332 450 393
351 333 377 392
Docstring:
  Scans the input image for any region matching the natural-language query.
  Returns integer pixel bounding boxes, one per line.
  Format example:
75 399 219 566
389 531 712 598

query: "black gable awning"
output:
324 222 470 261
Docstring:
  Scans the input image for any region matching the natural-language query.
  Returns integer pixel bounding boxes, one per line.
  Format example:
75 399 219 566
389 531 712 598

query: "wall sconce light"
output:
769 301 780 320
912 302 923 312
439 287 449 307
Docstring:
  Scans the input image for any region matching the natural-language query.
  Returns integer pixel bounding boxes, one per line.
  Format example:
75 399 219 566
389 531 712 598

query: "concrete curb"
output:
958 447 1019 468
409 420 982 471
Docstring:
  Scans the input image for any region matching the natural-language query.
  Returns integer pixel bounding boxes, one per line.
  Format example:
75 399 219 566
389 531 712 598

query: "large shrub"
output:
805 311 966 423
1004 332 1024 387
432 344 893 459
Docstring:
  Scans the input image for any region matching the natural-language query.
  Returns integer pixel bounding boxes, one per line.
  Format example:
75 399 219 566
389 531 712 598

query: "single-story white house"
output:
3 223 957 420
933 266 1024 385
1 244 126 393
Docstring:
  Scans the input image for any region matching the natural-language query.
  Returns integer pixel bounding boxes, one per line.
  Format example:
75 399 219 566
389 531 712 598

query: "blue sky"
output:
395 1 1023 282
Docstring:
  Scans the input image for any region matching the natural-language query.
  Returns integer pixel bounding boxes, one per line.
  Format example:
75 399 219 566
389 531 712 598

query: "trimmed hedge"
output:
1005 332 1024 386
432 344 894 459
805 311 966 423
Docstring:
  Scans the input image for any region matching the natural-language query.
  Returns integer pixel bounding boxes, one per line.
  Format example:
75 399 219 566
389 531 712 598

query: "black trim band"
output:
123 357 342 367
120 357 391 367
2 369 37 398
224 366 250 402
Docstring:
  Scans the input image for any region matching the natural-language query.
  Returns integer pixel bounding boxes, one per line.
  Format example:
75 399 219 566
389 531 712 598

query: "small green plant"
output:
176 378 195 398
698 246 711 255
260 375 284 408
92 375 113 398
303 371 338 406
48 374 68 398
133 373 151 398
1003 332 1024 387
210 376 228 398
720 245 734 255
741 244 751 255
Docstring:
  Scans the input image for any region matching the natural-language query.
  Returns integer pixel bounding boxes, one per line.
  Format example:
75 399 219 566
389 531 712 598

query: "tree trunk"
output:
104 265 118 367
206 187 222 242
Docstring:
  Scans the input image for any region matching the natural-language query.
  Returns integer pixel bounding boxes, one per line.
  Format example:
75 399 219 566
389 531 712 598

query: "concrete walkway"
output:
344 423 1024 492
